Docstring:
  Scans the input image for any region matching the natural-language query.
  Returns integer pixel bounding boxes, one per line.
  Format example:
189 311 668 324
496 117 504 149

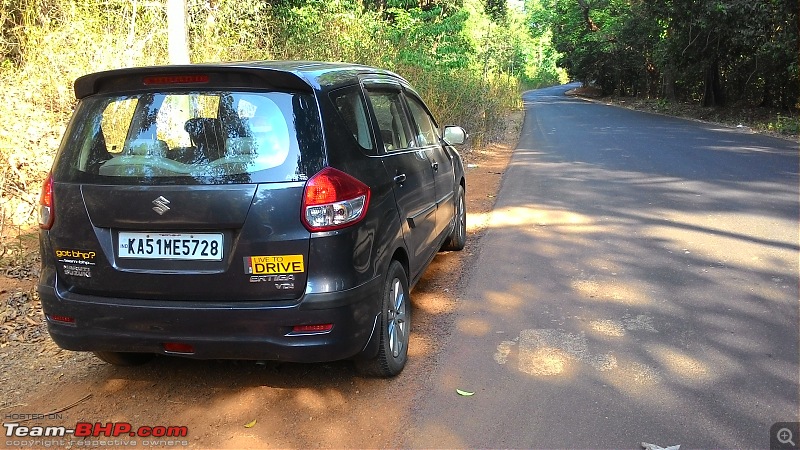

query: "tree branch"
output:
576 0 599 32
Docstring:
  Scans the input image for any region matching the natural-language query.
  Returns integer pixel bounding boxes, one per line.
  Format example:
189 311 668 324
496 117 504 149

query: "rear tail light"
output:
301 168 370 232
39 173 54 229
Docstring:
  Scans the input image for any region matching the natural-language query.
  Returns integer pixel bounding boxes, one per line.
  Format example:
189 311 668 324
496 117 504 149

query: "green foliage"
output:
269 0 387 64
484 0 508 23
766 114 800 135
523 0 570 86
543 0 799 109
386 6 473 70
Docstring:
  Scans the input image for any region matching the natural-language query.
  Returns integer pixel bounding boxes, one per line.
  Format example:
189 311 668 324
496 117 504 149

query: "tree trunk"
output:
760 81 774 108
576 0 600 32
126 0 138 67
167 0 190 64
701 59 724 107
662 65 677 101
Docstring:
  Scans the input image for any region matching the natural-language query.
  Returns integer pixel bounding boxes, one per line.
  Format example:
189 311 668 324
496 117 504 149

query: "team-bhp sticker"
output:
55 249 96 266
244 255 304 275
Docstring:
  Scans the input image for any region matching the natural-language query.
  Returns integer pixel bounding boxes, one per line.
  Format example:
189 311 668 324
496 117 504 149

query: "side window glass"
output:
365 90 413 152
330 87 374 152
406 96 439 147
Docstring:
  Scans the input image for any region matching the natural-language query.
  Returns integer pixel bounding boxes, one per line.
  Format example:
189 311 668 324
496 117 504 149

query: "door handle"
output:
394 173 407 184
431 161 439 171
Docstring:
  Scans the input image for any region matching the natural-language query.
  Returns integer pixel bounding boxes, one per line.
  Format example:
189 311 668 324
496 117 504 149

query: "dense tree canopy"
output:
538 0 799 109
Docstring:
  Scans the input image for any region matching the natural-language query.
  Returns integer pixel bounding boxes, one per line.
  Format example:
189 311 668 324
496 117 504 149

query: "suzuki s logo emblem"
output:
152 196 171 215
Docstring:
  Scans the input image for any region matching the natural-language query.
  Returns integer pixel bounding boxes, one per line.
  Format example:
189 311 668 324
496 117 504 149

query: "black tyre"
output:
356 260 410 377
441 184 466 251
93 351 154 366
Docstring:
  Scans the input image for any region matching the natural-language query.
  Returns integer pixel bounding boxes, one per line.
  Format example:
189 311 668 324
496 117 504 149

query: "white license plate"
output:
118 232 223 261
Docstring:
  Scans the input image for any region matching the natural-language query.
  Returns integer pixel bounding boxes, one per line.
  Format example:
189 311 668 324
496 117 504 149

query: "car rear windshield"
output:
53 90 324 184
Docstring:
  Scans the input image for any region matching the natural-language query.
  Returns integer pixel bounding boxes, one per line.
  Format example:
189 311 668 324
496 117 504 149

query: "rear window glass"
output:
53 91 324 184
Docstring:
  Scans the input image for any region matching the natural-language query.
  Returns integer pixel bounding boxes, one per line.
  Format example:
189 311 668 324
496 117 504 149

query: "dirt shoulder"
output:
566 85 799 141
0 112 522 448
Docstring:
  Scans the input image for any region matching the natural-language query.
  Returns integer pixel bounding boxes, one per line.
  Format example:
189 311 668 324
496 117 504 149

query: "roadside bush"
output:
399 64 520 146
0 0 524 242
0 0 171 241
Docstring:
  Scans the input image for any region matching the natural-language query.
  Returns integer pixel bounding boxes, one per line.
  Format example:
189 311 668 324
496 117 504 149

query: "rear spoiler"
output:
74 64 314 99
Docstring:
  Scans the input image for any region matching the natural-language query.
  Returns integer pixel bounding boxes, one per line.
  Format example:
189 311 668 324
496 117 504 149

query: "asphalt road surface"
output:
403 84 800 448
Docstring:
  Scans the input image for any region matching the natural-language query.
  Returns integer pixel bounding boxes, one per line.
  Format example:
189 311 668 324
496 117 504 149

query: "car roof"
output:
73 61 409 99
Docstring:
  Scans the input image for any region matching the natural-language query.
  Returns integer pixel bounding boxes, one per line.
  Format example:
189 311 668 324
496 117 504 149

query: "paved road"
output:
404 84 800 448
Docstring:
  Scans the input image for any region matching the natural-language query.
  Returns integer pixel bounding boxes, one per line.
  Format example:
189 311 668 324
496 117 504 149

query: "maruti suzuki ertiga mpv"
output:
37 61 467 376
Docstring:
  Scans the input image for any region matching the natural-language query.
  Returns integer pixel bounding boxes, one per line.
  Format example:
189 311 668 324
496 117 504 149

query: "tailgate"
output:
45 182 310 301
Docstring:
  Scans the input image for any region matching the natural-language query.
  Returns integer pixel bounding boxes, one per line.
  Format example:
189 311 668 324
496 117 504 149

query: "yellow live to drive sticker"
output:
245 255 305 275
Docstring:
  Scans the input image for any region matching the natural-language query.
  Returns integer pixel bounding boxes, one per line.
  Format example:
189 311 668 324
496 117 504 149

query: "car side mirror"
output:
442 126 467 145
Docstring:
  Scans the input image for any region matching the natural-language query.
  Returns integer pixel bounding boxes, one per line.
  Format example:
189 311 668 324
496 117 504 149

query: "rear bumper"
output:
38 274 382 362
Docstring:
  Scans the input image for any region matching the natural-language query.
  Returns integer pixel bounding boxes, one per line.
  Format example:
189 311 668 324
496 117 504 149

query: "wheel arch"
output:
390 246 410 281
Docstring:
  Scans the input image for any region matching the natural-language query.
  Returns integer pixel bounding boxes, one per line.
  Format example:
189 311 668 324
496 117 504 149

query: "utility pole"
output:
167 0 190 64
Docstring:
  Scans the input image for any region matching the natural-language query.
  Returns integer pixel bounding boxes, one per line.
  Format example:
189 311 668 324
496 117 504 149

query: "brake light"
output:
38 173 54 229
142 74 209 85
301 168 370 232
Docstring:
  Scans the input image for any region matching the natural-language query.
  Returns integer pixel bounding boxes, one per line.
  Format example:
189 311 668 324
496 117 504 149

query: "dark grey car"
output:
37 61 466 376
